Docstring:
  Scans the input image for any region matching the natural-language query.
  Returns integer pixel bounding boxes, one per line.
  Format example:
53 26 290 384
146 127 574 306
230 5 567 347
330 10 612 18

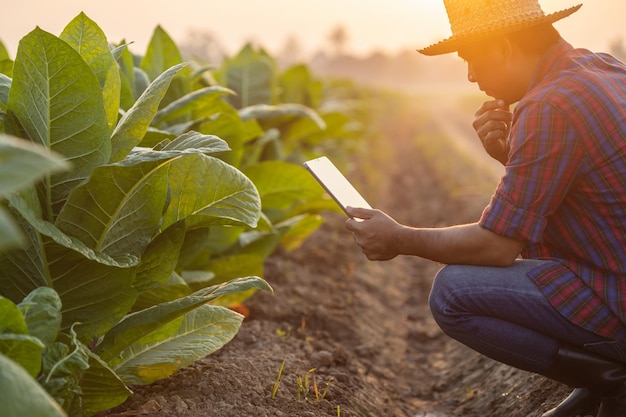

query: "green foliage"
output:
0 12 362 417
0 353 68 417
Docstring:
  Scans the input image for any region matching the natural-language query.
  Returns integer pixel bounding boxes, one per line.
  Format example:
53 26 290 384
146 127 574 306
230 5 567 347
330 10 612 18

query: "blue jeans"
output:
429 259 626 375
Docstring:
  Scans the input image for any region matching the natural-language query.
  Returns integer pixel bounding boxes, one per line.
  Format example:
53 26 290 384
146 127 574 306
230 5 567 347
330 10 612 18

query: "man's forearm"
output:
395 222 524 266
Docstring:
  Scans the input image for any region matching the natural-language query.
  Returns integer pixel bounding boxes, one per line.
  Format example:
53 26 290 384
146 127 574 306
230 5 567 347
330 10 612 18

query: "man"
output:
344 1 626 416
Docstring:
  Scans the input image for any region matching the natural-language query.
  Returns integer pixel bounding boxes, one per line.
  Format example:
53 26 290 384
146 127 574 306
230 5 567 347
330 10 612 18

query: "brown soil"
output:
99 93 578 417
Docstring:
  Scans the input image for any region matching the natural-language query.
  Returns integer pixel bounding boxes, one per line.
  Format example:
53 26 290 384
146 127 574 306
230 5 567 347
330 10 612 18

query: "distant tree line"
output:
178 25 626 93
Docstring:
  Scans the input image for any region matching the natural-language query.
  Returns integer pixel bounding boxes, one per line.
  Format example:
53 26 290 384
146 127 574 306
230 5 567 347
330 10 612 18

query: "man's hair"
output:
504 23 562 55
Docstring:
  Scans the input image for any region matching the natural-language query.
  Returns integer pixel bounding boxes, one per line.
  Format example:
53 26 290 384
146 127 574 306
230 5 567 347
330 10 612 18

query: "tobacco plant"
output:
0 14 272 417
0 10 361 416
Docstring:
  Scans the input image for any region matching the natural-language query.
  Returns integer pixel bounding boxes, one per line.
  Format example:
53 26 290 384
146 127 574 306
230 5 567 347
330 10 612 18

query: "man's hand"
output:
344 207 402 261
473 99 512 165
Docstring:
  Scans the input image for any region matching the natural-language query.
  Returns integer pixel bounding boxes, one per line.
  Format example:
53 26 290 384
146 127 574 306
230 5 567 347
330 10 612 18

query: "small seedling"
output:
271 359 286 399
296 368 335 402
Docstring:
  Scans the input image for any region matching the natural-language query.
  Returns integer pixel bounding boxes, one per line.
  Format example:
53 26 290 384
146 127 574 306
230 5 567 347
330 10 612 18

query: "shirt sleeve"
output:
479 99 584 243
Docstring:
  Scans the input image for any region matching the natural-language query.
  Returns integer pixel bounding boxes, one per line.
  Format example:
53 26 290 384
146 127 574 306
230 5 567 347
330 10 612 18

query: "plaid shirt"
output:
479 40 626 340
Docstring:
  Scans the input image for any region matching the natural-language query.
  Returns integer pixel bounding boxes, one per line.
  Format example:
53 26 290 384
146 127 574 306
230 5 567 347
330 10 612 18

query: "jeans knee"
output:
428 265 463 328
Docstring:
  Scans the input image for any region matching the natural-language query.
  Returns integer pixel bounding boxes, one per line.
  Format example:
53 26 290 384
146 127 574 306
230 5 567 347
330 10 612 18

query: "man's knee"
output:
428 265 467 326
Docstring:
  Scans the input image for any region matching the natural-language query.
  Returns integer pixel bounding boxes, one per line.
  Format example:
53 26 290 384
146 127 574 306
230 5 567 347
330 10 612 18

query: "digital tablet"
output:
303 156 372 218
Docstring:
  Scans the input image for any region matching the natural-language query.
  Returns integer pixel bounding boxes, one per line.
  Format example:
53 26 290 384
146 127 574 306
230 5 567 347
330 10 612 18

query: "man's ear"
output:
495 37 514 64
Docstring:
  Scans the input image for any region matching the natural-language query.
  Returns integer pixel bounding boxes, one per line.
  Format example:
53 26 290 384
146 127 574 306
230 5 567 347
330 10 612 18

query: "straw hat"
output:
418 0 582 56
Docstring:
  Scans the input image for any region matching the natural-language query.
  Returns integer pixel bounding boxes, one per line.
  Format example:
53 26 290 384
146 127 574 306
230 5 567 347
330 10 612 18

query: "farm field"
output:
97 91 577 417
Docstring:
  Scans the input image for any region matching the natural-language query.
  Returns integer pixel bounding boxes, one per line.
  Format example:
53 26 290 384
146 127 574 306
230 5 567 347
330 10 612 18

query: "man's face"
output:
458 40 512 103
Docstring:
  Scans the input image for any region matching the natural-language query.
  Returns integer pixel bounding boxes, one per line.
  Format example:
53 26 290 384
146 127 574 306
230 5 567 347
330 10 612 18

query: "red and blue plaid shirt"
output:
480 40 626 340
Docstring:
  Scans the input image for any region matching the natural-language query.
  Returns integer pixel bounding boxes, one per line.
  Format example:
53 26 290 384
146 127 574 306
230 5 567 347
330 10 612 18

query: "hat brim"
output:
418 4 582 56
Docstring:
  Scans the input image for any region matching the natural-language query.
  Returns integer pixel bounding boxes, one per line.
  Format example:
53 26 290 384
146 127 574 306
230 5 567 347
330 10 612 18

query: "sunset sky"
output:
2 1 625 58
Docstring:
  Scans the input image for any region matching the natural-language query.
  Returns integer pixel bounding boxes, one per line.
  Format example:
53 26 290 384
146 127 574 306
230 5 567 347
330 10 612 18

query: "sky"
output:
1 1 625 59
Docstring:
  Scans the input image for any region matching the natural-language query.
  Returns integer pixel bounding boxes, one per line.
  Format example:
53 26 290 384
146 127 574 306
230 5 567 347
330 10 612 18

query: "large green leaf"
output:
97 276 270 366
152 85 234 126
0 210 51 302
0 334 44 377
239 103 326 131
117 40 137 111
55 156 170 258
131 272 192 312
243 160 323 210
0 206 22 252
71 351 132 416
8 193 138 268
0 132 69 252
0 296 28 334
222 43 277 108
133 222 185 293
278 64 323 107
140 26 190 107
0 353 67 417
0 135 69 197
162 153 261 230
0 41 9 61
46 244 137 341
60 12 121 131
182 254 265 290
198 104 247 167
112 304 243 385
110 63 187 162
7 27 111 218
159 130 230 153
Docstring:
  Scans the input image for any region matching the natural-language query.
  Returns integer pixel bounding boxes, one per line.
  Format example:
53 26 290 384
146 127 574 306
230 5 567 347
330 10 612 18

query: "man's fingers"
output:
346 206 374 220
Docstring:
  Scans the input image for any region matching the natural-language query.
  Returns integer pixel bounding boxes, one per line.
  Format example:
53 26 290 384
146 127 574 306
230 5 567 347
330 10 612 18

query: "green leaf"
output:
160 131 230 153
222 43 277 108
70 351 132 416
131 272 192 312
18 287 62 346
8 193 138 268
197 105 246 167
243 160 323 210
0 211 51 302
110 63 187 162
96 293 212 363
117 41 137 111
140 26 190 107
46 245 137 341
152 85 234 126
0 206 23 251
0 134 69 197
0 353 67 417
8 27 111 218
277 213 324 251
133 222 185 292
0 296 28 334
162 153 261 230
60 12 121 130
42 329 90 411
239 103 326 131
0 41 9 61
0 334 45 377
182 254 265 290
279 64 322 107
140 26 186 81
113 304 243 385
97 276 270 368
55 156 170 258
